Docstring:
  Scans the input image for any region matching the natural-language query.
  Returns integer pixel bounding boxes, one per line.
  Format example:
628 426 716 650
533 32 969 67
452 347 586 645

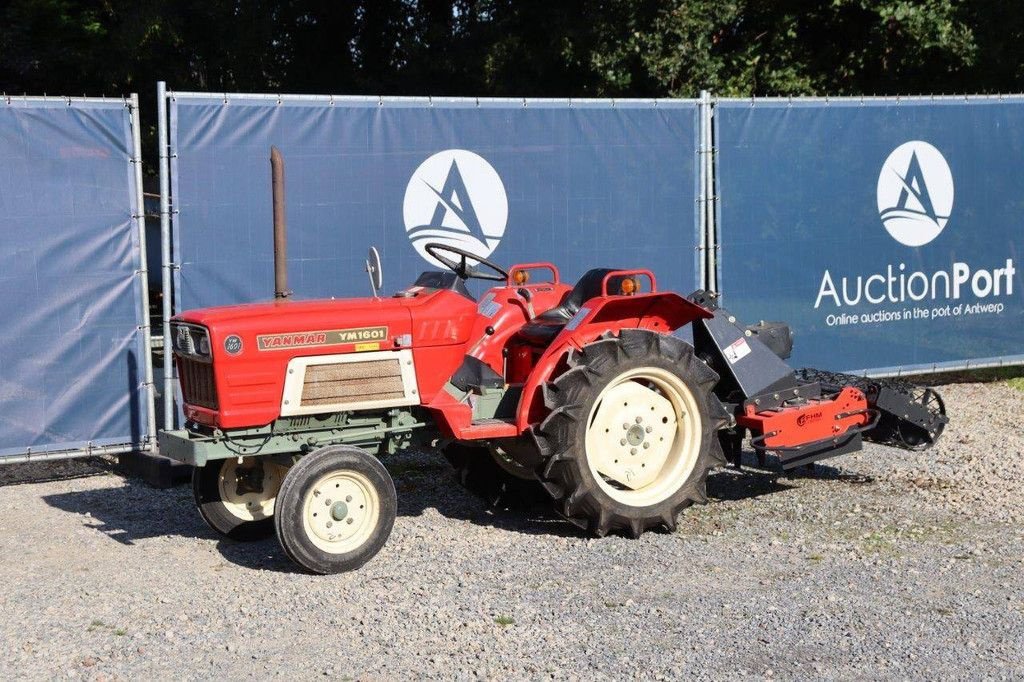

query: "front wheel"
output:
274 446 397 574
193 457 287 541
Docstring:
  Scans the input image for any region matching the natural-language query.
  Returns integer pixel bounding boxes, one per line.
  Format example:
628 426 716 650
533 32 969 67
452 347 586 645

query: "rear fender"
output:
514 292 712 430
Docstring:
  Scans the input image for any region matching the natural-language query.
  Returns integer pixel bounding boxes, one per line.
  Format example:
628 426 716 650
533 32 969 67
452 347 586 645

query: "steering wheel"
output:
423 243 508 282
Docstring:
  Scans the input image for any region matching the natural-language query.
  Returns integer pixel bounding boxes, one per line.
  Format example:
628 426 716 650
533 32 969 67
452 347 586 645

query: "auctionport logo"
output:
814 139 1015 317
403 150 508 268
876 141 954 247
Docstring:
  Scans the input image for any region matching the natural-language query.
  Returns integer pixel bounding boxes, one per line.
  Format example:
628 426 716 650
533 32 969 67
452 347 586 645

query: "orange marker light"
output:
513 269 529 285
620 277 637 295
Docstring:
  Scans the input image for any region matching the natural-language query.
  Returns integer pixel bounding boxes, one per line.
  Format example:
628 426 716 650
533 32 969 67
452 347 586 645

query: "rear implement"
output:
689 292 948 470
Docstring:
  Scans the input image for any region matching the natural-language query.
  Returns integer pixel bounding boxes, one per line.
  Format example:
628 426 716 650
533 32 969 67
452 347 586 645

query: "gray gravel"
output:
0 380 1022 680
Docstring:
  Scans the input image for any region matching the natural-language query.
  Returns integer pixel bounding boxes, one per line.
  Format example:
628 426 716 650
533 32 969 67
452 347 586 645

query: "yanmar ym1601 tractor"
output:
159 149 947 574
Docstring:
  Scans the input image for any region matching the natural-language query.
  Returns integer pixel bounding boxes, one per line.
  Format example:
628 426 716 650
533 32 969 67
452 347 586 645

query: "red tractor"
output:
159 152 947 574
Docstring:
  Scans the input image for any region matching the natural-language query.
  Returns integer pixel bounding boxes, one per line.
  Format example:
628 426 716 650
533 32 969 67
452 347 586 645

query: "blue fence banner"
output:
715 99 1024 374
0 98 149 457
169 96 701 312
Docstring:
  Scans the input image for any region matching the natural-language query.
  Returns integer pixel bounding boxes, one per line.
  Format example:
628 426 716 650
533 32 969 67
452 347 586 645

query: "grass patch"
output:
861 531 897 555
87 619 126 636
834 521 962 556
494 615 515 627
910 365 1024 387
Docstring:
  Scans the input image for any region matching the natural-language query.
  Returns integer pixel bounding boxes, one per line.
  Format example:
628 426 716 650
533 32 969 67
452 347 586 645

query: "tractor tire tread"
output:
532 330 727 537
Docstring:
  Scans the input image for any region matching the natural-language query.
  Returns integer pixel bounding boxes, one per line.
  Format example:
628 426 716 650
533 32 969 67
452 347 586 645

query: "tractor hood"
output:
179 296 406 329
176 296 414 357
174 289 478 353
170 288 479 429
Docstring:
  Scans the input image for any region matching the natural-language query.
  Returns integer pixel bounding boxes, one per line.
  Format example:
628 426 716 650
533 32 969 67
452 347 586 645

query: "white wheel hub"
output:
584 366 702 507
218 459 286 522
302 470 380 554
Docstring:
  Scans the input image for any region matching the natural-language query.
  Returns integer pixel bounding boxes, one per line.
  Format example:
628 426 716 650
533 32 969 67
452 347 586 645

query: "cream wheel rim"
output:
218 459 286 522
584 366 701 507
302 470 380 554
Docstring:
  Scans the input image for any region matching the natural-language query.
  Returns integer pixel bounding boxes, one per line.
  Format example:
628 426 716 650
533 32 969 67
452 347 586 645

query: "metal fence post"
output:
704 92 717 293
157 81 175 432
129 94 158 452
698 91 709 289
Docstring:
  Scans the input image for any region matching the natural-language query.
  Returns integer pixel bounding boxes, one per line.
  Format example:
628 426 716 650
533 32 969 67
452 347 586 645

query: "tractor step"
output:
460 418 518 439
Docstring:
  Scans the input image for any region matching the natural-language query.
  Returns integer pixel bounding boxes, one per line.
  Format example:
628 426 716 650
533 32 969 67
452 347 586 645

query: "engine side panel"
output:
173 289 477 429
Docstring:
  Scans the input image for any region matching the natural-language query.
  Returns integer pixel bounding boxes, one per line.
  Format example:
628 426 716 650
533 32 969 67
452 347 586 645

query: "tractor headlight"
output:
171 324 212 360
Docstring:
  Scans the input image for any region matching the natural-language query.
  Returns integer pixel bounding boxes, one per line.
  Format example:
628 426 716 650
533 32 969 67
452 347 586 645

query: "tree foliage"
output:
0 1 1020 98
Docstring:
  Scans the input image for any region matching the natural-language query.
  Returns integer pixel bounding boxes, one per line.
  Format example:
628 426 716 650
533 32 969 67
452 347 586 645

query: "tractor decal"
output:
256 326 388 351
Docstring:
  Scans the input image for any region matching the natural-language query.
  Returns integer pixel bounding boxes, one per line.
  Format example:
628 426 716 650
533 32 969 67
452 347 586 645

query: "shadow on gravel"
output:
40 476 304 572
37 447 877 573
706 468 796 502
42 477 208 546
706 450 875 501
388 457 587 540
0 457 111 488
381 448 873 539
215 538 297 573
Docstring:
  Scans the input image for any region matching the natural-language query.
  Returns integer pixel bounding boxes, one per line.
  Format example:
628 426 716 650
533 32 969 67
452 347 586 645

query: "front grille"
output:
179 357 218 409
300 358 405 407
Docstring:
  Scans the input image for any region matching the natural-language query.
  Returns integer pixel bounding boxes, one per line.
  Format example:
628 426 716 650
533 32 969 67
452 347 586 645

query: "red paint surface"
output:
172 265 712 440
736 386 871 448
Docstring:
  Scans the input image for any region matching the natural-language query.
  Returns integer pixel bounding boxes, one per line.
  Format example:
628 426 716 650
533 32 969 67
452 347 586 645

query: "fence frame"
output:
154 86 1024 416
156 84 705 430
0 93 156 463
711 93 1024 377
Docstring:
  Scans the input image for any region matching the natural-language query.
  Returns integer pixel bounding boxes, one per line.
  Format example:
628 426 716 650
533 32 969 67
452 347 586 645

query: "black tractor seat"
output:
517 268 624 345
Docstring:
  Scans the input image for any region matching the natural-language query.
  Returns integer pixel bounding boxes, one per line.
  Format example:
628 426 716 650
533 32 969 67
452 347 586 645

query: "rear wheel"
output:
534 330 728 537
192 457 288 541
274 446 397 574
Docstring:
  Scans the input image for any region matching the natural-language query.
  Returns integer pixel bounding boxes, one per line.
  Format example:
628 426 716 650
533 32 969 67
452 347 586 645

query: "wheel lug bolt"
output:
635 416 643 424
345 495 352 502
346 518 354 525
630 447 637 455
326 521 333 528
643 442 650 449
622 423 629 430
325 499 332 506
645 426 653 433
620 439 627 446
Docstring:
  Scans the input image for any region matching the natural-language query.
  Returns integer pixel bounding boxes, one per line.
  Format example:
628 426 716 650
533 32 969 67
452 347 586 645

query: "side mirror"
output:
365 246 383 297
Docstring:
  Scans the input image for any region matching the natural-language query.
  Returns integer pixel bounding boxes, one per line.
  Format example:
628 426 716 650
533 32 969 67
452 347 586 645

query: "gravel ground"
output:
0 381 1022 680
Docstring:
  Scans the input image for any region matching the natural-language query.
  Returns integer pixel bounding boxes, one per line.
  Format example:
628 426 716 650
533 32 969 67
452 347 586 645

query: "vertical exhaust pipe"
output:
271 146 291 299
